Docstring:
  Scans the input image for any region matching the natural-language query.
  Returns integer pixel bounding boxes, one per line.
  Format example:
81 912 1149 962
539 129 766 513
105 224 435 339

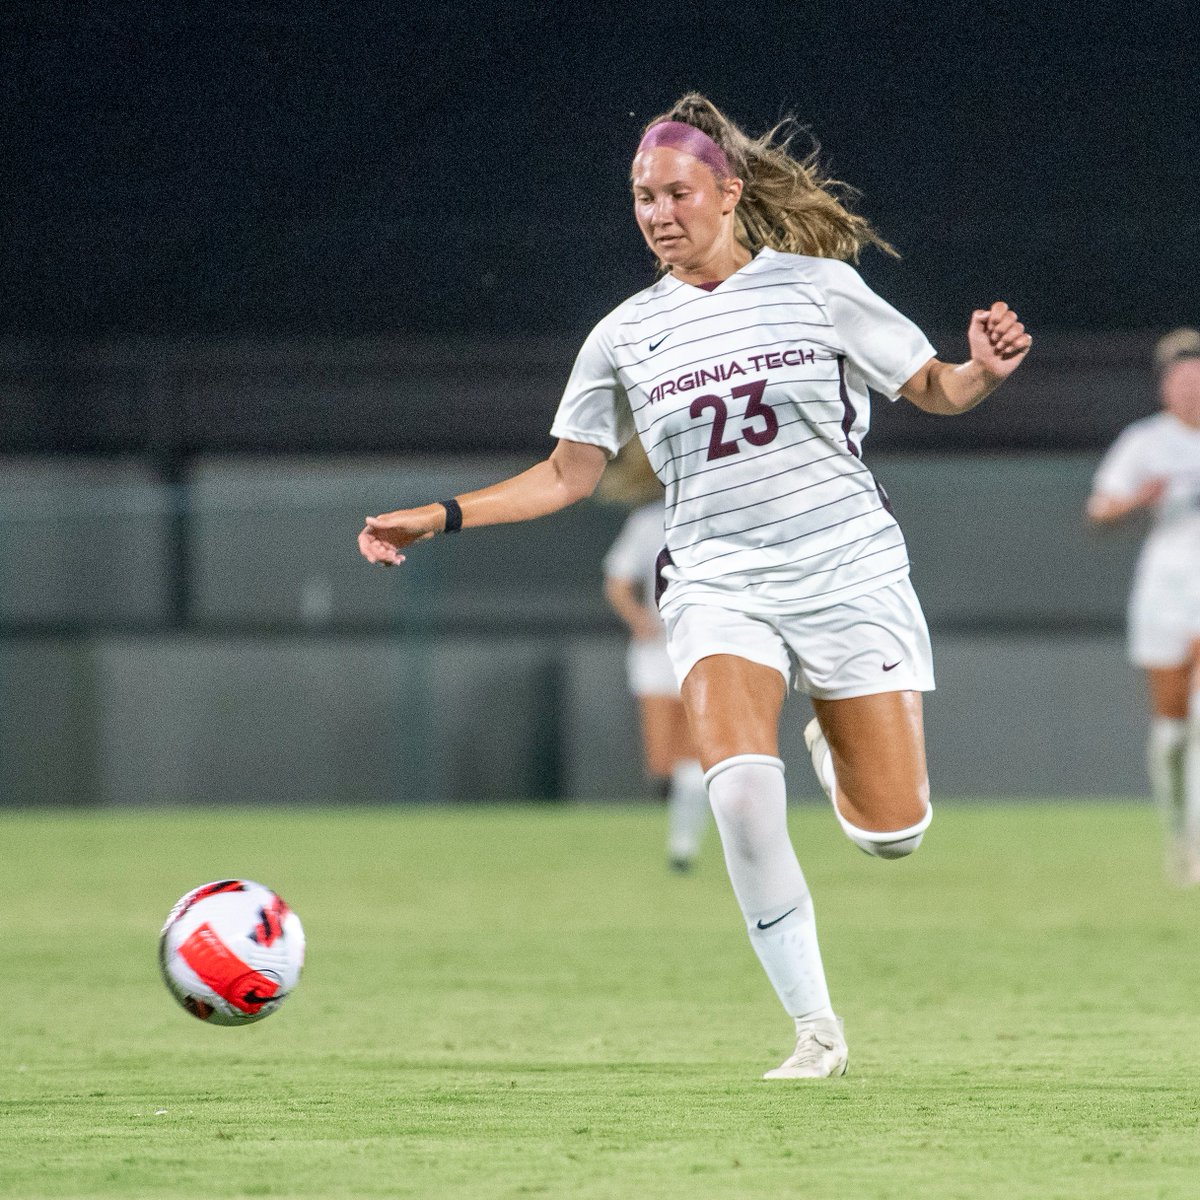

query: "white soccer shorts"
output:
626 637 680 697
662 577 935 700
1128 579 1200 669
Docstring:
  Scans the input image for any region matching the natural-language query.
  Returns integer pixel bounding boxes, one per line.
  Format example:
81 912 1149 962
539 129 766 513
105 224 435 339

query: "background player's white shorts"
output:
626 637 679 697
662 578 936 700
1128 578 1200 668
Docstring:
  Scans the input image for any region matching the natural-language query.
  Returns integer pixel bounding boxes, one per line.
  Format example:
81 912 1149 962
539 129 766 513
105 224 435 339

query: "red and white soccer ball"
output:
159 880 306 1025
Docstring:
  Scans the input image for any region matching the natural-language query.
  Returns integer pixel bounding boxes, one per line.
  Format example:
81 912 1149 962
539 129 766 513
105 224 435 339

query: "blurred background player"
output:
358 93 1031 1079
1087 329 1200 884
600 442 709 872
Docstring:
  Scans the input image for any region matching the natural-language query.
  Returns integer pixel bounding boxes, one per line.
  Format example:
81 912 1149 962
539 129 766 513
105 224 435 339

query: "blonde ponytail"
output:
644 93 897 262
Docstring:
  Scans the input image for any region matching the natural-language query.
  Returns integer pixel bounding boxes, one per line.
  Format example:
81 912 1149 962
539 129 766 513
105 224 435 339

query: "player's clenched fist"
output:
968 301 1032 379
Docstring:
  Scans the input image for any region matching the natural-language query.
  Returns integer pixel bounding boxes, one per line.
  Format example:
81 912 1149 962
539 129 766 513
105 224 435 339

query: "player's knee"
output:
838 802 932 860
704 754 787 862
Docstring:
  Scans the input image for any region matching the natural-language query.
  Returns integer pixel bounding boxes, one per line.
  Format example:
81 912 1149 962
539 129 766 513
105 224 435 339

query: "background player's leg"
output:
682 654 846 1077
1146 664 1193 883
638 694 708 871
637 694 681 782
809 691 931 857
660 699 708 871
1178 649 1200 885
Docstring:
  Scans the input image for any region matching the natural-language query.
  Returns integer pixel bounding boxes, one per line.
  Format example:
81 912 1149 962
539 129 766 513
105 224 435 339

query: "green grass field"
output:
3 801 1199 1199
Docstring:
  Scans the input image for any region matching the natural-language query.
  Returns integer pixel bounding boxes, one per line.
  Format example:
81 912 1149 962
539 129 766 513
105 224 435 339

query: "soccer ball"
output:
159 879 305 1025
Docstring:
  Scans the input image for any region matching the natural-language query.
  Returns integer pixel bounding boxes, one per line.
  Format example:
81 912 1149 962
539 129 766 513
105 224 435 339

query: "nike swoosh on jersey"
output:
648 335 670 351
882 660 902 671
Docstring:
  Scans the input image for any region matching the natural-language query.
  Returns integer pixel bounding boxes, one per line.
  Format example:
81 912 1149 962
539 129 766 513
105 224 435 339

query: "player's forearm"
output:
359 441 609 564
1086 492 1143 525
397 464 583 536
604 577 647 632
457 462 583 529
1087 479 1165 525
450 452 601 531
905 359 1005 416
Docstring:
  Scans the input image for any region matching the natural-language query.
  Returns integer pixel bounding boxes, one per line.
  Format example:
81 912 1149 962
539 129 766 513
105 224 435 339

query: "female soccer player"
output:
1087 330 1200 885
359 94 1031 1078
601 443 709 872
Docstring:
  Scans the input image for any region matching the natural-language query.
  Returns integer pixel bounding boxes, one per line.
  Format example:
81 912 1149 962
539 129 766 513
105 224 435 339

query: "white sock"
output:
666 759 709 863
1149 717 1187 837
1184 710 1200 844
705 755 835 1020
808 722 930 859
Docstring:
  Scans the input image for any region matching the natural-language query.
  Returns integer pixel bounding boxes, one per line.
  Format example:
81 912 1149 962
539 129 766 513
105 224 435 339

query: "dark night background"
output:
4 1 1198 348
0 3 1194 809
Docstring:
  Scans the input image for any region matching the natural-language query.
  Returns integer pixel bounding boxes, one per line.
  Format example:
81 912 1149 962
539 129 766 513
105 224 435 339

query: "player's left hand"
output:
357 507 440 565
968 301 1032 380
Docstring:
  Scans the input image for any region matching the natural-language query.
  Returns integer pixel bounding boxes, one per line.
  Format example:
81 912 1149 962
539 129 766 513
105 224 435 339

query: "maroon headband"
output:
636 121 731 179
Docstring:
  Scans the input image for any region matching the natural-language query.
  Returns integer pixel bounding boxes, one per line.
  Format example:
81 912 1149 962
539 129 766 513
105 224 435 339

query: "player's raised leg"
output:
682 653 848 1079
807 691 932 859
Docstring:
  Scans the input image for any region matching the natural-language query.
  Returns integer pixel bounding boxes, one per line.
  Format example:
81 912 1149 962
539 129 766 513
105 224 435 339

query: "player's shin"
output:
704 755 835 1020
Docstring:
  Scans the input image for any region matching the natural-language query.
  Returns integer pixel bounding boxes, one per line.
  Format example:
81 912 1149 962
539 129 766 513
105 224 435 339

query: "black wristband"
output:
439 498 463 533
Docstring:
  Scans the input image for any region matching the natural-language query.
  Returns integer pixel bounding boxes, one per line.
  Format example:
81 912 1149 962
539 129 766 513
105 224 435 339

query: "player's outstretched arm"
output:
900 301 1032 416
357 438 609 565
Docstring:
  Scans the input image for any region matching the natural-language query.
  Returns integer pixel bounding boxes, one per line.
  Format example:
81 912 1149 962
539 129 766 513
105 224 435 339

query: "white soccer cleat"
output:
763 1016 848 1080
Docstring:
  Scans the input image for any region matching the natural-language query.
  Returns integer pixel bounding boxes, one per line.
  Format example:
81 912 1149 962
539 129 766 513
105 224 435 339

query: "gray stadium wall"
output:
0 452 1152 806
0 630 1149 807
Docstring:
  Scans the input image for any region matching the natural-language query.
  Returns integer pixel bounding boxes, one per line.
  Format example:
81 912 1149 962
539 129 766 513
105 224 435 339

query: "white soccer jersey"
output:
552 249 935 615
1093 411 1200 604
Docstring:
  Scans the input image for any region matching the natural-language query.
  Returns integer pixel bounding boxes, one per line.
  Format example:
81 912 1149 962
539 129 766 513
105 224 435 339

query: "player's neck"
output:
1165 406 1200 431
670 241 753 288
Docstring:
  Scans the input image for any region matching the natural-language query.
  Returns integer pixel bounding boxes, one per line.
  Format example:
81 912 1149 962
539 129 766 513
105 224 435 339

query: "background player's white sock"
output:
1148 717 1187 837
666 759 708 866
705 755 834 1020
1184 709 1200 846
